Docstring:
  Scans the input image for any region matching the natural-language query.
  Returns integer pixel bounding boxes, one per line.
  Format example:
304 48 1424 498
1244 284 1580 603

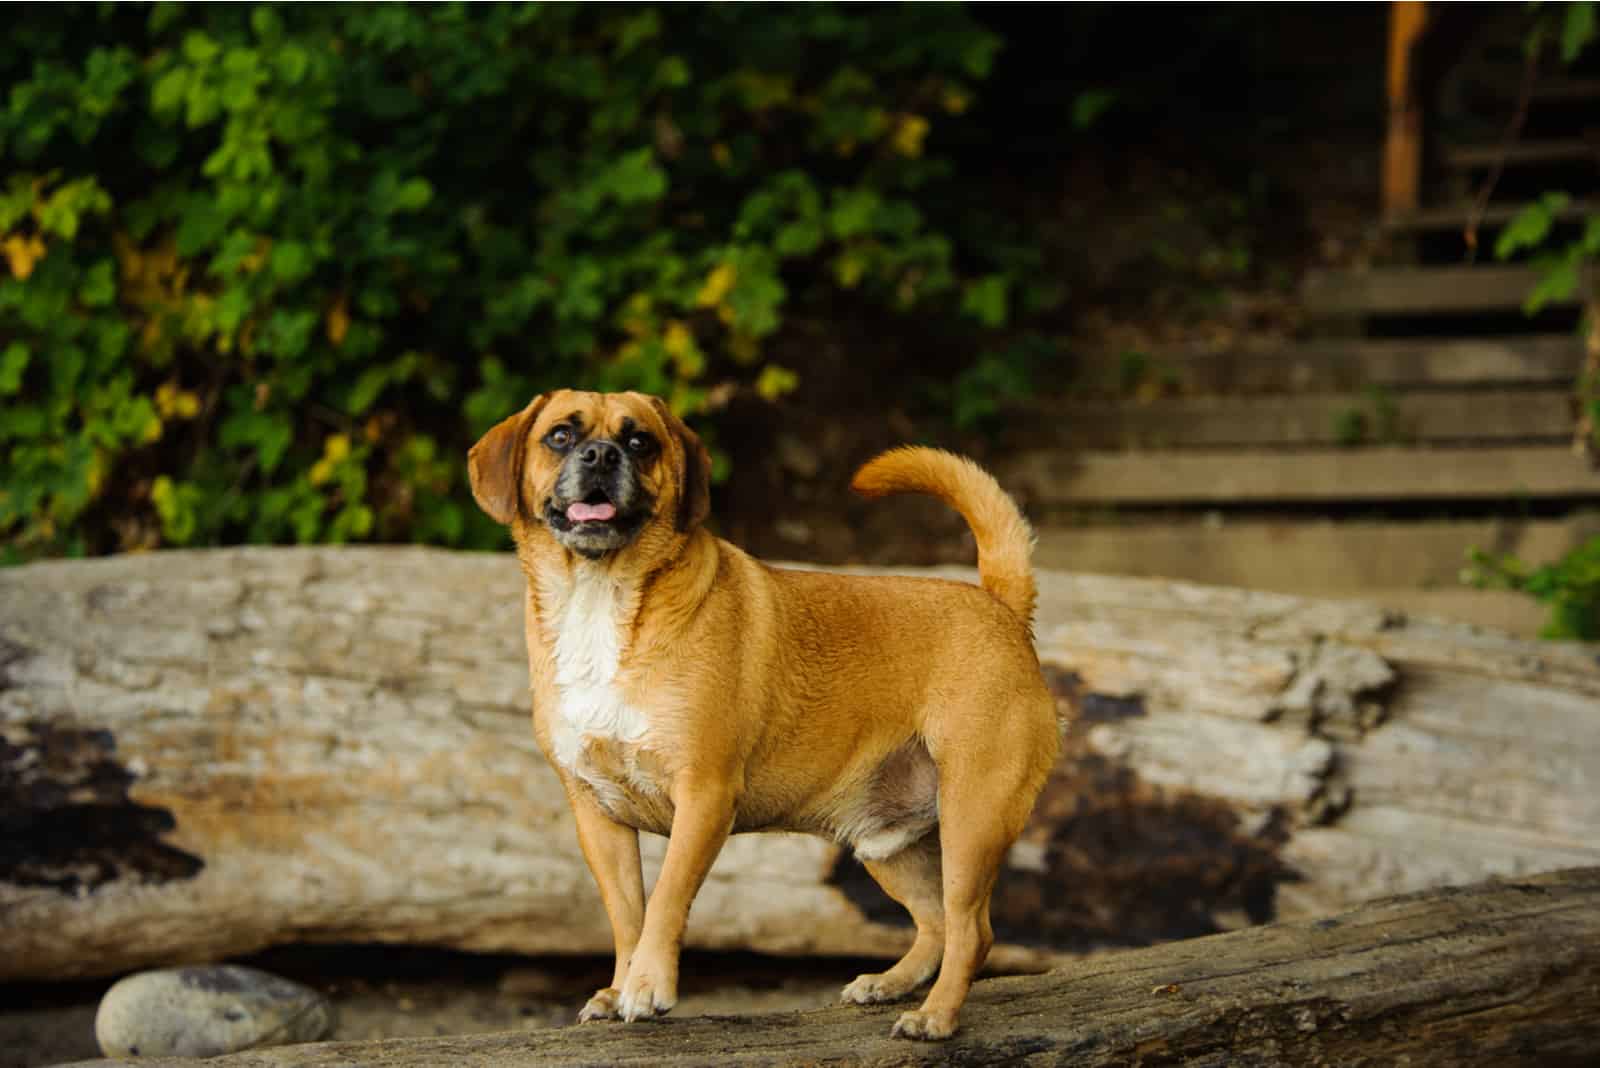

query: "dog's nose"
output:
578 440 622 471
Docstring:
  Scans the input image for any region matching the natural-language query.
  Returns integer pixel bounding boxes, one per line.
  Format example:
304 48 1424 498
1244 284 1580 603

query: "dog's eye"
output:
546 427 574 451
624 432 656 456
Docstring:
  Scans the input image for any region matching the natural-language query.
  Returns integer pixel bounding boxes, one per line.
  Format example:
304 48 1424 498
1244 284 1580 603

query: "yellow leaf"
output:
620 292 654 338
891 114 930 158
86 449 107 497
834 253 866 289
310 433 350 485
140 319 164 354
755 363 799 401
236 237 272 276
662 320 704 376
711 143 731 168
695 262 736 308
326 294 350 347
941 88 969 115
154 382 200 420
141 413 163 444
3 234 47 280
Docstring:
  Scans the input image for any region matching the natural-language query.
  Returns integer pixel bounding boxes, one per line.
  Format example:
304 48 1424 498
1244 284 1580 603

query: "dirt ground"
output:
0 950 891 1068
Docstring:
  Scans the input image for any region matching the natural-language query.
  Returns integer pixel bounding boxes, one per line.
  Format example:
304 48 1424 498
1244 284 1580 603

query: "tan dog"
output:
468 390 1058 1040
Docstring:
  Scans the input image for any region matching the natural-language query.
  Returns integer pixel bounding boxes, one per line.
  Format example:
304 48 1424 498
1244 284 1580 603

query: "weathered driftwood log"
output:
3 547 1598 982
66 867 1600 1067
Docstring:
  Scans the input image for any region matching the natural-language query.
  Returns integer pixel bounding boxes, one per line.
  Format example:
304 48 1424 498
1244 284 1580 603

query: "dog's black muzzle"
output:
544 438 653 558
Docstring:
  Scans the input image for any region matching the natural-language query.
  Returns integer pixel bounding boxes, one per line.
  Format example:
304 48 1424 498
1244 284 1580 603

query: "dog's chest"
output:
541 570 666 821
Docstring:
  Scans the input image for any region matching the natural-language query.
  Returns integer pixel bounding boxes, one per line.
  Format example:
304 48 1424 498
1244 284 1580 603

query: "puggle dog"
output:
468 390 1058 1040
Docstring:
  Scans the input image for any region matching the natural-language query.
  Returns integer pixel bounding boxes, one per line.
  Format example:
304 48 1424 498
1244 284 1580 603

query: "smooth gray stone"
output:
95 964 334 1058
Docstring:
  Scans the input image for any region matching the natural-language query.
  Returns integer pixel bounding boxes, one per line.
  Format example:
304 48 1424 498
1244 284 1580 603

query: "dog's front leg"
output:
567 787 647 1023
617 774 737 1022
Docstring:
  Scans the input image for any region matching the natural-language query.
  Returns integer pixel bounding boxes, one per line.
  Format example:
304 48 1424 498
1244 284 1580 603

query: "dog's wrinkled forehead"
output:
531 390 666 445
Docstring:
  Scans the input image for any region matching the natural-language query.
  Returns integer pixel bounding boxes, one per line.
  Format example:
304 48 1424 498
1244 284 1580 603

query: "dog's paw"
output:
578 988 621 1022
841 973 916 1005
617 961 677 1022
891 1009 957 1041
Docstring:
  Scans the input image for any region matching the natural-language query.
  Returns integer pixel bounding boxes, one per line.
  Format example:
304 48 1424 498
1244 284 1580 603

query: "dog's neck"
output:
525 528 717 635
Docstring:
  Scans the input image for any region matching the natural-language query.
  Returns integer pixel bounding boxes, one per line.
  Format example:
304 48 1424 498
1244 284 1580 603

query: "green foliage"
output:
1561 0 1598 61
1466 537 1600 641
1331 386 1402 447
1070 88 1118 131
1330 406 1366 448
1501 2 1600 473
1505 3 1599 319
0 3 1024 559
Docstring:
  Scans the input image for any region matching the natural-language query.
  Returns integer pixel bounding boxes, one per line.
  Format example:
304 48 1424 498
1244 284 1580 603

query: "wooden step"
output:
1008 389 1573 450
1069 336 1584 395
1382 199 1599 233
1029 517 1595 597
1532 78 1600 101
1001 445 1600 505
1444 138 1600 170
1302 265 1584 316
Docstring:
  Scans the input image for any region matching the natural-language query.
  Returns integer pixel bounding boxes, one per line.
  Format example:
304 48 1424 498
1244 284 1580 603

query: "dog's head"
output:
468 390 711 561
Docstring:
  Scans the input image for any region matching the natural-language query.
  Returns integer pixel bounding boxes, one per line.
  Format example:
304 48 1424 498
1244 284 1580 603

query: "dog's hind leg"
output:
840 834 944 1005
891 714 1051 1041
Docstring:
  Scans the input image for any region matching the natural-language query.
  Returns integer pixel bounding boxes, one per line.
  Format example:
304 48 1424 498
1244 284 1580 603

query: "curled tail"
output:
851 446 1036 629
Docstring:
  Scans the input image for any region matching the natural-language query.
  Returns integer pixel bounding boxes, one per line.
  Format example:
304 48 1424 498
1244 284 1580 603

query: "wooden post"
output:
1383 1 1429 221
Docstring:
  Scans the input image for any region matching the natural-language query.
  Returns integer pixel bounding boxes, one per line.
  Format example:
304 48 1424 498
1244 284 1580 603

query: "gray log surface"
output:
63 867 1600 1067
3 547 1598 981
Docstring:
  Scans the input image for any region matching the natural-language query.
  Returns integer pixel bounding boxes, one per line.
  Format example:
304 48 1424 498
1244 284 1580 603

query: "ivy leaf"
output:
181 30 220 64
1072 88 1117 130
275 44 309 85
1562 1 1597 63
393 177 433 213
0 343 30 395
774 219 823 257
1582 215 1600 256
1494 192 1568 261
606 148 668 204
961 275 1009 327
78 260 116 306
175 198 227 255
151 68 189 115
269 240 312 283
347 367 390 414
829 188 881 238
1524 252 1580 314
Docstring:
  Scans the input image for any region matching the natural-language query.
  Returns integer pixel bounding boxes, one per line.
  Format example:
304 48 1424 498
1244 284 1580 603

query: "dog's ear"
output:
468 394 549 525
651 397 712 532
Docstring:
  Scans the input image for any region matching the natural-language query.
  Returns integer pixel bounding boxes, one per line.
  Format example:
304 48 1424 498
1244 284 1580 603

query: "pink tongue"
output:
567 501 617 523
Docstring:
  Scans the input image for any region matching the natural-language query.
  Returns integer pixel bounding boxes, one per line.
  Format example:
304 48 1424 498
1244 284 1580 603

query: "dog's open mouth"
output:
566 490 617 524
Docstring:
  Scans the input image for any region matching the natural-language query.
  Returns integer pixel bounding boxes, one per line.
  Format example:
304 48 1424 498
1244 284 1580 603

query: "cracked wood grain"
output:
3 548 1597 982
64 867 1600 1067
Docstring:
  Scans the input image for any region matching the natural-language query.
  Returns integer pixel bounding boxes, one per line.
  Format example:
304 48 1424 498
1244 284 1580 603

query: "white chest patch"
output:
542 567 650 773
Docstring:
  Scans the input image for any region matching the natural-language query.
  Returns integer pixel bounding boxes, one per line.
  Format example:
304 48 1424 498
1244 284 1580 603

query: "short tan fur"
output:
469 390 1060 1040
